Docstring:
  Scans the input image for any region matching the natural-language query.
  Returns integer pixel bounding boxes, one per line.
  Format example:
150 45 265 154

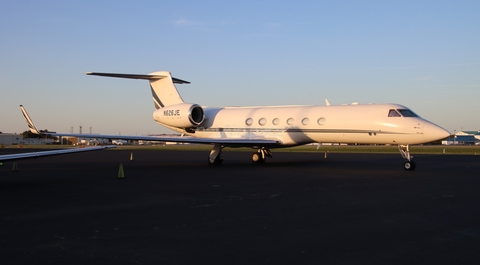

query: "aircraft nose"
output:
423 122 450 142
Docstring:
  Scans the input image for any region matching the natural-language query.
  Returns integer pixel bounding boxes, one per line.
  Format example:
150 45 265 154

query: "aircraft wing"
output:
19 105 282 148
23 132 282 148
0 145 116 162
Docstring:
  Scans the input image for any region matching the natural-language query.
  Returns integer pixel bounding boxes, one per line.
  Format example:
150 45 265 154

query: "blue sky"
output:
1 0 479 135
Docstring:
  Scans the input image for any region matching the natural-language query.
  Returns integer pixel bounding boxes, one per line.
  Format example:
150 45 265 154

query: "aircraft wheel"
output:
251 152 265 163
404 160 416 170
208 156 223 165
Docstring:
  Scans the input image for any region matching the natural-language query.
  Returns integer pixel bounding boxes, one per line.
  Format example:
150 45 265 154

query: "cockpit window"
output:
388 109 401 117
397 109 418 117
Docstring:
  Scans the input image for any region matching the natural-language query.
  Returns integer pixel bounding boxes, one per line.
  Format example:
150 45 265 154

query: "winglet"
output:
19 105 42 135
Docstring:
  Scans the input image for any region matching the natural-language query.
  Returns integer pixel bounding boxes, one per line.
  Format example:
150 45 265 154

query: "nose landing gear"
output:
398 145 416 170
403 160 416 170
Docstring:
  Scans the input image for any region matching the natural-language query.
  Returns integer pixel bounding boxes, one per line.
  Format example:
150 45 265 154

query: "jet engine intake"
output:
153 103 205 128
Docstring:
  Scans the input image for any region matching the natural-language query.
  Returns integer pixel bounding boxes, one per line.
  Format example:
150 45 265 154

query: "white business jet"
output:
18 71 450 170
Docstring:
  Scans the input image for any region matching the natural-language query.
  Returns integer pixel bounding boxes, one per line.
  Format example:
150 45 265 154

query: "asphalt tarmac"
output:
1 148 480 265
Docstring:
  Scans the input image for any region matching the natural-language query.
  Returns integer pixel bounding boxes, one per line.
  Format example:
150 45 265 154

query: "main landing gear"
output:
208 145 273 165
208 144 224 165
251 148 272 163
398 145 416 170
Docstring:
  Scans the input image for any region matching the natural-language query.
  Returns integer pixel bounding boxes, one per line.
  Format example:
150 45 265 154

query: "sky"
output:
1 0 479 135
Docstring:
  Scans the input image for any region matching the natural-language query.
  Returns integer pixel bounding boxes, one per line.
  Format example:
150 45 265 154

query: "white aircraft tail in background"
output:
19 70 450 170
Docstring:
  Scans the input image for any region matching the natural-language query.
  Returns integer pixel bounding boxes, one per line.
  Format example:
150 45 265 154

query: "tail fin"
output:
86 71 190 109
19 105 42 135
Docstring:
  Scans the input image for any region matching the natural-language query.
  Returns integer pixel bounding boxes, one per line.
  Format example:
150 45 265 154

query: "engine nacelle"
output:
153 103 205 128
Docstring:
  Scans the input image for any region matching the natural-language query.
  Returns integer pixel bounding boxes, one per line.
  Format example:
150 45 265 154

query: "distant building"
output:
70 137 109 146
0 133 22 145
0 132 56 145
442 130 480 145
20 138 55 145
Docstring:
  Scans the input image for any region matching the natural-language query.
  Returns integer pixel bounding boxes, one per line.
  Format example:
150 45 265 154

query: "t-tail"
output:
20 105 42 135
86 71 190 109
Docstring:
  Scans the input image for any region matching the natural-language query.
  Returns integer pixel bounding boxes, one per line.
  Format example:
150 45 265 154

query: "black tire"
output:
208 156 223 166
404 160 416 170
215 157 224 165
251 152 265 163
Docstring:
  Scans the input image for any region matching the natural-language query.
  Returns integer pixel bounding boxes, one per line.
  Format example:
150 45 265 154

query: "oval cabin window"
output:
259 118 267 126
317 117 326 125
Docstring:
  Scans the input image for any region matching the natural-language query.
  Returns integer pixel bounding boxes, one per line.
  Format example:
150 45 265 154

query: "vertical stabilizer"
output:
148 71 184 109
86 71 190 109
19 105 41 135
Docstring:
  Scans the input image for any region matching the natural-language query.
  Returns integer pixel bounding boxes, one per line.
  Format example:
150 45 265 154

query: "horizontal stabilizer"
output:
85 72 190 84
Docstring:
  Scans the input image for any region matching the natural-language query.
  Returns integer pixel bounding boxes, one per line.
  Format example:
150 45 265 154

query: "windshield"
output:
397 109 418 117
388 109 419 117
388 109 401 117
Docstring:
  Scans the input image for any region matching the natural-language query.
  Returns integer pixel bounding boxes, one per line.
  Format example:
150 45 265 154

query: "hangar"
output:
0 133 22 145
442 130 480 145
0 132 55 145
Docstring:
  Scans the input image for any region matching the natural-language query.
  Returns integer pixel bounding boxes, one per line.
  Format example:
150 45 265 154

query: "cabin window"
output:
272 118 280 125
302 118 310 125
398 109 418 117
259 118 267 126
287 118 294 125
317 117 326 125
388 109 401 117
245 118 253 126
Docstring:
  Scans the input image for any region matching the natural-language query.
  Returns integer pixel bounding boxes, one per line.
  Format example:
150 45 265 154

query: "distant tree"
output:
22 130 55 139
22 130 39 138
